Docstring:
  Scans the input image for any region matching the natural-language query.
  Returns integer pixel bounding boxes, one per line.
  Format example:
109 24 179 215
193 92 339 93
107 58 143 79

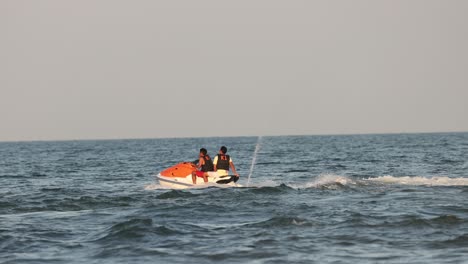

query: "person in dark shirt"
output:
191 148 214 184
213 146 239 179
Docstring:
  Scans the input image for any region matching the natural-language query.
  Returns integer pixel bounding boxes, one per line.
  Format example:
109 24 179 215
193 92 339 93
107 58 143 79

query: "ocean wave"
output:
31 172 48 177
288 174 468 190
347 214 466 230
429 215 464 225
246 216 315 228
247 184 294 194
296 174 356 189
393 215 465 228
144 183 173 190
0 201 15 211
366 176 468 186
54 195 137 211
0 194 139 214
0 174 21 178
429 234 468 249
156 190 198 199
244 179 280 188
92 218 155 243
92 218 178 243
255 161 282 165
438 234 468 247
284 169 310 173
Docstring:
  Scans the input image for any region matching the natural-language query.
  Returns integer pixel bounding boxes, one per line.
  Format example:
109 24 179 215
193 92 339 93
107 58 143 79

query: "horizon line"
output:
1 130 467 144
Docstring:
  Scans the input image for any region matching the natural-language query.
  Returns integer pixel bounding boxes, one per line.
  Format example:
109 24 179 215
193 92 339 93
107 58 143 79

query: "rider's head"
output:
200 148 207 156
220 146 227 154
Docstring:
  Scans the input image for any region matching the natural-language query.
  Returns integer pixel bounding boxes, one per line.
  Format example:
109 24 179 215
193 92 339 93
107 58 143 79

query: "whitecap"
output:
366 175 468 186
288 174 355 189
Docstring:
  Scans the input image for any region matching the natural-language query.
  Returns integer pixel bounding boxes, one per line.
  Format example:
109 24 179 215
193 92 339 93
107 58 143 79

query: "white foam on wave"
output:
244 179 280 188
296 174 355 189
366 175 468 186
293 174 468 189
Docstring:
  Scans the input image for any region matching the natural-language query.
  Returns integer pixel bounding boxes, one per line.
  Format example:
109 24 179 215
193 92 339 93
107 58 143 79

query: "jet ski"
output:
155 162 240 189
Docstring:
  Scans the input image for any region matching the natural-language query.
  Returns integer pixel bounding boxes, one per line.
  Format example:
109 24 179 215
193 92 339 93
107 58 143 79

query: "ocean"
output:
1 133 468 263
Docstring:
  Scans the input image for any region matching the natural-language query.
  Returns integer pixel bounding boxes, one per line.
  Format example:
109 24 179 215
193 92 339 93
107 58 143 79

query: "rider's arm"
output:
213 155 218 171
197 157 204 169
230 161 239 177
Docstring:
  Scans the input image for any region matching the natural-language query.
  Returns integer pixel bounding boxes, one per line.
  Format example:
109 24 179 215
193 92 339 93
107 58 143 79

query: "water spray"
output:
247 136 262 187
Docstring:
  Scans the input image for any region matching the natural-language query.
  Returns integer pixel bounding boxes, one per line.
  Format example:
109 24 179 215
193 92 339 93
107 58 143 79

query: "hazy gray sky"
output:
2 0 467 141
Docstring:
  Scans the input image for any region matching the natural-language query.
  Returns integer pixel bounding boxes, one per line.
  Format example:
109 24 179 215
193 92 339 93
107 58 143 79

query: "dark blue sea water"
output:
1 133 468 264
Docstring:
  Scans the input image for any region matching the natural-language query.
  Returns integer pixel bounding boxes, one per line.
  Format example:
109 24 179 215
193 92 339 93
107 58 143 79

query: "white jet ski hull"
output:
156 173 239 189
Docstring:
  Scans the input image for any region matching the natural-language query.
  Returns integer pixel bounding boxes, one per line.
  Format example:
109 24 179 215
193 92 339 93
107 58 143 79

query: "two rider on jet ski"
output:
191 146 239 184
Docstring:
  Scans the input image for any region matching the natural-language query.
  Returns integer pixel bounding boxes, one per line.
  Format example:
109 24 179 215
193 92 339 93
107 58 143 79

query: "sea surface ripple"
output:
1 133 468 263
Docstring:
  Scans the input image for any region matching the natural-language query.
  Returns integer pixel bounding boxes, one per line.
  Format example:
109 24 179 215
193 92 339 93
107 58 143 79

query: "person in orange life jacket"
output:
191 148 215 184
213 146 239 179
